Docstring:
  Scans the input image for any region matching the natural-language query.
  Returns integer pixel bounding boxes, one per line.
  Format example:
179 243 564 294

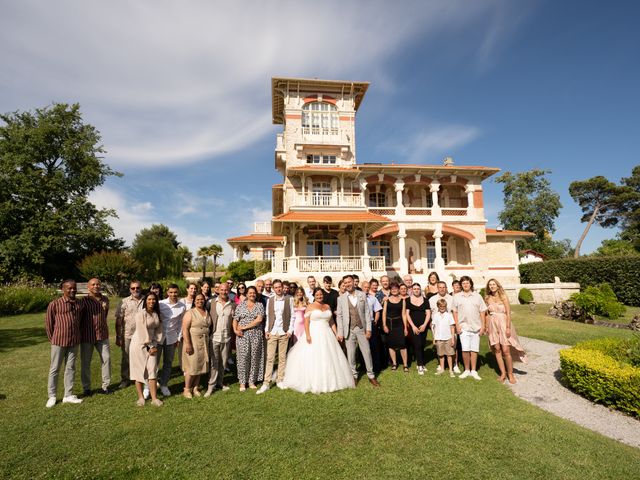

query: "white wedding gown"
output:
281 308 355 394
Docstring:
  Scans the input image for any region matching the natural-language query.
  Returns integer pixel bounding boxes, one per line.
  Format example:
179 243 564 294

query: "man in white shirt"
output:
263 278 275 298
257 280 294 394
452 276 487 380
205 283 236 396
158 284 186 397
402 274 413 290
304 276 317 302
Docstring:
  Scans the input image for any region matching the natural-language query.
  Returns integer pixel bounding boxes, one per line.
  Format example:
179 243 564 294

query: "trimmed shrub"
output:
560 340 640 417
155 278 188 297
570 283 626 318
78 251 141 295
518 287 534 304
519 256 640 306
0 284 58 315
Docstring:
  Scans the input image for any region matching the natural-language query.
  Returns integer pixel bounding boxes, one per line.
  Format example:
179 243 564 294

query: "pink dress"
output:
487 302 527 363
293 307 306 341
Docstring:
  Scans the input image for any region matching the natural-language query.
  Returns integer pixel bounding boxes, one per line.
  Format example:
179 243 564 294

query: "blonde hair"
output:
293 287 309 308
484 278 509 305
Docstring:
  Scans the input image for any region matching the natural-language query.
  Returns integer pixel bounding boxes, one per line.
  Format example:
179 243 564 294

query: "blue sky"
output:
1 0 638 262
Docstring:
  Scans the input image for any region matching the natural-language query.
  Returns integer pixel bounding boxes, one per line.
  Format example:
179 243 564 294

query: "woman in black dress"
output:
382 282 409 372
405 283 431 375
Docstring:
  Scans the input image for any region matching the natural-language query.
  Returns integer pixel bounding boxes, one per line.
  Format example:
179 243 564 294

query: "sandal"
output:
391 364 398 371
403 366 409 373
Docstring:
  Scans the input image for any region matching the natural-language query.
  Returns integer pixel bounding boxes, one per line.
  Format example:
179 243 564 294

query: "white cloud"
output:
0 0 521 168
380 125 481 164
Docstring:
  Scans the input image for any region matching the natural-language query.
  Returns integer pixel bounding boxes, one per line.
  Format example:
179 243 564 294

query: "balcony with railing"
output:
300 127 350 146
368 206 472 219
254 222 271 234
272 256 386 274
293 192 364 208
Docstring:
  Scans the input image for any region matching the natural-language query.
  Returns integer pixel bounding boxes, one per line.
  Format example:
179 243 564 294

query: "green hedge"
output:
560 338 640 417
520 256 640 306
0 285 58 315
518 287 533 304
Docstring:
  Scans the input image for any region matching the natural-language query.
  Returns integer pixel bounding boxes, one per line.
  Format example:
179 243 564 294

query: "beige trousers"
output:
263 334 289 384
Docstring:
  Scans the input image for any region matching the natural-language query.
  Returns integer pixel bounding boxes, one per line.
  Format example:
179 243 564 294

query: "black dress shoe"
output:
369 378 380 387
99 388 113 395
83 389 92 397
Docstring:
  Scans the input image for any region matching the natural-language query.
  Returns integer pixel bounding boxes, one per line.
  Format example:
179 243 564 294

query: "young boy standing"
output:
431 298 456 377
452 276 487 380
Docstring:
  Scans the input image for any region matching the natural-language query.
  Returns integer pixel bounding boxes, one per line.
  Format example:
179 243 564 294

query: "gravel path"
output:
505 336 640 449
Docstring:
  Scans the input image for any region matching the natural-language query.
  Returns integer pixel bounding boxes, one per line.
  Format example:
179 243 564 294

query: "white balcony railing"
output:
294 192 364 208
254 222 271 234
301 127 348 145
271 256 386 273
368 206 469 217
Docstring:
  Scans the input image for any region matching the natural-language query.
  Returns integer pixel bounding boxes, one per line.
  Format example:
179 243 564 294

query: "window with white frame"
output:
426 240 448 268
302 102 339 134
306 231 340 257
262 248 275 261
368 191 387 207
306 154 337 164
311 182 332 206
368 240 391 266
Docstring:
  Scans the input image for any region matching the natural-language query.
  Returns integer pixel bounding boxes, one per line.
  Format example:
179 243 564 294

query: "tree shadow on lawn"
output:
0 327 49 352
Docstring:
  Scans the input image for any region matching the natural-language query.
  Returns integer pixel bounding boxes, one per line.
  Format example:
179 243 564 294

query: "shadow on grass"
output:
0 327 49 352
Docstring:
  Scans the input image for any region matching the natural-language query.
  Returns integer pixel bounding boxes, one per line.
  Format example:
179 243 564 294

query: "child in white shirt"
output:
431 298 457 377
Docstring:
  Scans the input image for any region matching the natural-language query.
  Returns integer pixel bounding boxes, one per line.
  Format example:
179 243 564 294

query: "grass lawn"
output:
511 304 635 345
1 303 639 479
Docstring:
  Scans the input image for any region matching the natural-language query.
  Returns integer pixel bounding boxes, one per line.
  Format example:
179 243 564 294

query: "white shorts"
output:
460 330 480 352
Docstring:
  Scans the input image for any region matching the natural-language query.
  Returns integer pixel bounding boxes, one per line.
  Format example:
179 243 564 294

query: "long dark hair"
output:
143 292 162 320
148 282 164 299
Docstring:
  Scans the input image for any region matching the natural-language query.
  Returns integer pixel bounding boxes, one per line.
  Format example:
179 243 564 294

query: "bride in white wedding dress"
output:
281 288 355 394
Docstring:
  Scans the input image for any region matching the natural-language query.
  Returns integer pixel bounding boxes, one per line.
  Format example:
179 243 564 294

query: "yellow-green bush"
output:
560 342 640 417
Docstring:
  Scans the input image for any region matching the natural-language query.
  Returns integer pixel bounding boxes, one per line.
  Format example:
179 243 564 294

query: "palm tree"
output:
197 244 223 281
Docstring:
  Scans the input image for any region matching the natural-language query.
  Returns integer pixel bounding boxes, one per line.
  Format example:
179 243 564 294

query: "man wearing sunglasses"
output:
115 281 143 388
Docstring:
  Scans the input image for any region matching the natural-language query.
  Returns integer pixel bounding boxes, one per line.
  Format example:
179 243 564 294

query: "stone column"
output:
465 185 475 209
430 182 440 215
433 224 445 272
289 225 299 273
398 224 408 276
362 227 371 274
395 181 405 215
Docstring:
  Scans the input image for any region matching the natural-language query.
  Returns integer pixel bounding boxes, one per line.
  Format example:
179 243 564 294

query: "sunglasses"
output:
130 287 141 291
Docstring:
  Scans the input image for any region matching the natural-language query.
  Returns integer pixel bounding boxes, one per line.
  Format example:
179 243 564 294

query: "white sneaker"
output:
436 365 443 373
435 370 444 376
470 370 482 381
160 385 171 397
459 370 470 379
453 365 461 374
204 386 215 398
256 384 269 395
62 395 83 404
276 382 286 390
220 385 230 392
418 367 425 376
46 397 56 408
449 371 455 378
143 386 150 399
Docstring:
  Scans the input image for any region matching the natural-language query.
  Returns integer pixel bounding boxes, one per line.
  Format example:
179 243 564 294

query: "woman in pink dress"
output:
484 278 527 384
292 287 308 344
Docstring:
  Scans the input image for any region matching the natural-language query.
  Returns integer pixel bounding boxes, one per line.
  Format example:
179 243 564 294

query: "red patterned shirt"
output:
80 295 110 343
45 296 83 347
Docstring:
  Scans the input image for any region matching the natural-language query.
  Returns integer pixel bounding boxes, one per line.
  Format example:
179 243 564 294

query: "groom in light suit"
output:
336 275 380 387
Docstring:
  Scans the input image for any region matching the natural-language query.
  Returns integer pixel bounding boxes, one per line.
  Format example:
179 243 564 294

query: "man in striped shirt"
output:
80 278 112 396
45 280 84 408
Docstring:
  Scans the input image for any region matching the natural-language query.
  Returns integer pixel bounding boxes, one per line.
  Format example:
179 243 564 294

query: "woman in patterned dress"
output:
181 293 212 398
484 278 527 384
233 286 265 391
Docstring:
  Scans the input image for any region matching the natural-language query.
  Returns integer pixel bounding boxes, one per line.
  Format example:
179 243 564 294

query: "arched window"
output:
368 192 387 207
302 102 339 135
368 240 391 266
306 231 340 257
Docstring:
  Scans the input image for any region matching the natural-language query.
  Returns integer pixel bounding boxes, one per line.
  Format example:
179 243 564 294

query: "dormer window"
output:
302 102 339 134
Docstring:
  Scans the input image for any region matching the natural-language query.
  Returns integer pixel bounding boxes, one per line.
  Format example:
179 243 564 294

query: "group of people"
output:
44 271 527 407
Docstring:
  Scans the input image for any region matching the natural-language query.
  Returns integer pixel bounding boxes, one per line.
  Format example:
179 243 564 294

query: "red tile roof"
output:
485 228 535 237
227 235 286 243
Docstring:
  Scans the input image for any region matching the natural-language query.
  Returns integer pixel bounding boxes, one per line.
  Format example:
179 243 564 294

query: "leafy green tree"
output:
495 170 562 250
225 259 255 282
592 238 639 257
569 176 622 257
130 224 184 281
78 251 141 294
197 244 223 281
0 103 123 281
618 165 640 251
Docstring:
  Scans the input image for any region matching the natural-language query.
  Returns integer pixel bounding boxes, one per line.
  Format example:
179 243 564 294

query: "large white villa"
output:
228 77 533 287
